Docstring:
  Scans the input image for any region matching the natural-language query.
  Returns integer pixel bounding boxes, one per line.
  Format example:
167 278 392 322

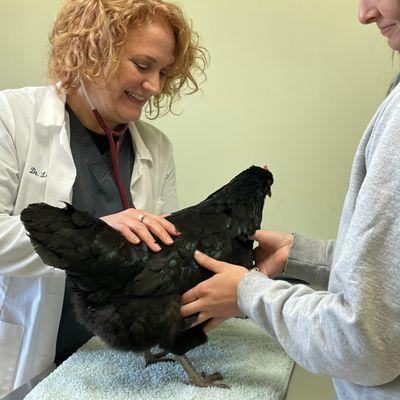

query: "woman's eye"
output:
134 62 148 71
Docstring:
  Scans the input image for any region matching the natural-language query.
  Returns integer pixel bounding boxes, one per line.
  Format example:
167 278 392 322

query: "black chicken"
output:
20 165 273 388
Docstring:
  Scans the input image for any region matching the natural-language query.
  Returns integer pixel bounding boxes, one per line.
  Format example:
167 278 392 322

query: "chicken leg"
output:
174 354 229 388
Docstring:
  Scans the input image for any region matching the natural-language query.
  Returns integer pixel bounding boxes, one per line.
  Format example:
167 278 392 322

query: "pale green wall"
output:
0 1 395 238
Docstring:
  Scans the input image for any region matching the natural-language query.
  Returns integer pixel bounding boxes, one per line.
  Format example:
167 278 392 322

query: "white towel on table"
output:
25 318 294 400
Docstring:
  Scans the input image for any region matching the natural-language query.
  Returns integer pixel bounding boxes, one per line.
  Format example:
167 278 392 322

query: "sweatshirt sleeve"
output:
0 93 55 277
238 98 400 387
283 234 335 289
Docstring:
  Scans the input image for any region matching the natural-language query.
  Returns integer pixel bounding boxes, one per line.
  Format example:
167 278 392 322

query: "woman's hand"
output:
100 208 179 252
180 251 248 332
251 230 293 277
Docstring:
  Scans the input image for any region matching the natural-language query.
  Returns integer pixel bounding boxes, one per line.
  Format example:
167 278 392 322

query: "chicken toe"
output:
144 349 175 366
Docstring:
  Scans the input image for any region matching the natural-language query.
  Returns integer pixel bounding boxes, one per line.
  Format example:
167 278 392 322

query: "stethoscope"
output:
80 79 132 210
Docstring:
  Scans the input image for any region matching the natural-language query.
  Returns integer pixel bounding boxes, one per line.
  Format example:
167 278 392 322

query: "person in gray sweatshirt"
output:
181 0 400 399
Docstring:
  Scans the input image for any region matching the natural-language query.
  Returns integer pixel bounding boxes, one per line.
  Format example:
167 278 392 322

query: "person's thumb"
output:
249 229 264 242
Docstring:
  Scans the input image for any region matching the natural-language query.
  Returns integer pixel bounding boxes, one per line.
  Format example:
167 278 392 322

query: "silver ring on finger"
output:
138 214 146 223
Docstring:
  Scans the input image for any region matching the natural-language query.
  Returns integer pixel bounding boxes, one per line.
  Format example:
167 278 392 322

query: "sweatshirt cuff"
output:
283 233 333 288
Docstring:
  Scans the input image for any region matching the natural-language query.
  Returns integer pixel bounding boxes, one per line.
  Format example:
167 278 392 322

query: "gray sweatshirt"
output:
238 83 400 399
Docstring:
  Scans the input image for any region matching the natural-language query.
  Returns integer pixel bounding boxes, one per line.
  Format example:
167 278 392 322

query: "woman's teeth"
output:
125 91 145 102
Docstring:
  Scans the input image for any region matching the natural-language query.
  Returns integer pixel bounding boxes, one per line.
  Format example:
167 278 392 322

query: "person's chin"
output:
121 108 142 122
388 33 400 51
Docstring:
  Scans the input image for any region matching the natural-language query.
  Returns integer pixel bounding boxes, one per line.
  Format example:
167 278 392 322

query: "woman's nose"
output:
142 73 162 95
359 0 379 24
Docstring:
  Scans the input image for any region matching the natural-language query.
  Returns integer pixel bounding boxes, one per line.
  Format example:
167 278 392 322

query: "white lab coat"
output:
0 85 178 397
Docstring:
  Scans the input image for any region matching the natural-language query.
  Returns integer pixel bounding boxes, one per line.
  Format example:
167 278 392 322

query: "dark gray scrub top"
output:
55 105 135 364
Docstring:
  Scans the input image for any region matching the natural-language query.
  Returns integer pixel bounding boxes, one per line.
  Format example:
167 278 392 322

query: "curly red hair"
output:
48 0 208 117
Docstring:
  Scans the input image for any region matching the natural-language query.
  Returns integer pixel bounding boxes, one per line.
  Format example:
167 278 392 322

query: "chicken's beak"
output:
267 179 273 197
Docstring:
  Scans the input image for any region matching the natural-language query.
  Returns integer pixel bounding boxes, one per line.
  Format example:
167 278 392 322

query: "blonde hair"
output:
48 0 208 118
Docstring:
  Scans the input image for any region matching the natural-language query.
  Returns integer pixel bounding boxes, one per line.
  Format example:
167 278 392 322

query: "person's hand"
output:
251 230 293 277
100 208 179 252
180 251 248 332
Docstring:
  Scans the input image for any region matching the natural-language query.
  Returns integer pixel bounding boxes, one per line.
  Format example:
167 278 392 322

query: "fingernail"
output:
154 244 162 251
194 250 201 256
166 238 174 244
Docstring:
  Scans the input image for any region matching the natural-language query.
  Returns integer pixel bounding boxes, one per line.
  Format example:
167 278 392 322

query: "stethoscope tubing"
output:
91 109 131 210
80 79 132 210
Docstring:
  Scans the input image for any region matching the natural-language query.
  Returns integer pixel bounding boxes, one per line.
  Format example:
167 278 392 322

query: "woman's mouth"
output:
380 24 397 36
125 90 146 105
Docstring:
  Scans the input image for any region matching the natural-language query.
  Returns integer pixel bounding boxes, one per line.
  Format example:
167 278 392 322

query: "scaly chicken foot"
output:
144 349 175 366
174 354 229 388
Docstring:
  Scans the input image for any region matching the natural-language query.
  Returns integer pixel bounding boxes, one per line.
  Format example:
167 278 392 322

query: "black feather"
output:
20 165 273 355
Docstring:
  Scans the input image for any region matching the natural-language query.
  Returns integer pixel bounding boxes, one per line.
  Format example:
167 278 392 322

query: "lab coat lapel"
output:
128 121 157 210
129 121 152 187
44 123 76 206
36 86 76 206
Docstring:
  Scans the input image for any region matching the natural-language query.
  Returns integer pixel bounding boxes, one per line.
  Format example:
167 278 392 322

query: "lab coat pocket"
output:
0 320 24 395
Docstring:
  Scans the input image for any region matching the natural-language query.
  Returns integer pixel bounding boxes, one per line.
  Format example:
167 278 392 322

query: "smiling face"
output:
84 17 176 128
359 0 400 51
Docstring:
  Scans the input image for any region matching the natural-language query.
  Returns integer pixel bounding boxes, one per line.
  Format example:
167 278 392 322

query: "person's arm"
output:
237 111 400 386
0 94 54 277
186 215 399 386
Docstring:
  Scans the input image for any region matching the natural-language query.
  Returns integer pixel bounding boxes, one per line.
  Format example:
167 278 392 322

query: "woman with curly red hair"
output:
0 1 207 396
